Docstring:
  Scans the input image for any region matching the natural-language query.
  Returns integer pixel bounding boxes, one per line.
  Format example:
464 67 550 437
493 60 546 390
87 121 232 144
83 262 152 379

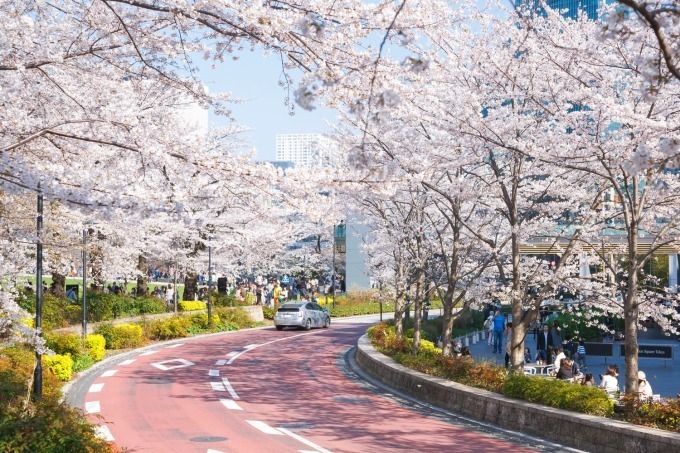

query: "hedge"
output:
178 301 207 311
95 323 145 349
43 354 74 382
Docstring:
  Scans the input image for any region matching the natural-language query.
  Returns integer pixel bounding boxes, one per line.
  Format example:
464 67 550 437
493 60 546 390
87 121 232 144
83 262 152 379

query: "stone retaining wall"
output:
355 334 680 453
52 305 264 335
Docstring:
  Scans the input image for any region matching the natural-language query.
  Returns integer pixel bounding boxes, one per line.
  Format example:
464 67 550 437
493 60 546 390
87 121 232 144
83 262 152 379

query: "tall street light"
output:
207 237 213 328
34 185 43 400
82 220 99 340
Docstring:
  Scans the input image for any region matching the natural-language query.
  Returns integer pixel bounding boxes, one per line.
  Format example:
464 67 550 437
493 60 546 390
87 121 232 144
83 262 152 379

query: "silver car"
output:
274 302 331 331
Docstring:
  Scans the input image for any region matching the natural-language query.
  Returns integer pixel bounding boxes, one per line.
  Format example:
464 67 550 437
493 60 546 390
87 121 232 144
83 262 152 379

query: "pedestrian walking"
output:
485 312 494 345
492 310 506 354
575 340 587 370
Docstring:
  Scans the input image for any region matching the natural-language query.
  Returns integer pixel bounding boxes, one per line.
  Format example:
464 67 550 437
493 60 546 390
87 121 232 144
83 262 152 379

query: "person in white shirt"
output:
638 370 653 399
599 365 619 395
485 313 495 345
552 346 566 373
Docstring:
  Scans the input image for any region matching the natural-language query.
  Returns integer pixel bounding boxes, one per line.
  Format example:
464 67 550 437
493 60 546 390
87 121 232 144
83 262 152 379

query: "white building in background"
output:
275 133 337 168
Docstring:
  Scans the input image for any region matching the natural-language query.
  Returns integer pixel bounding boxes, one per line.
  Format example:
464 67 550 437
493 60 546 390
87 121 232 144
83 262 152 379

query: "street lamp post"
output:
207 242 213 328
379 280 383 323
34 187 43 400
81 220 99 340
82 228 87 340
331 225 336 310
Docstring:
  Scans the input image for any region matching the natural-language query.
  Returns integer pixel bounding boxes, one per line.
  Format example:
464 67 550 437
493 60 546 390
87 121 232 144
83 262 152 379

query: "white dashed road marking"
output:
278 427 333 453
85 401 101 414
166 344 184 348
207 449 225 453
88 383 105 393
209 369 220 377
244 344 259 349
94 425 114 442
221 377 239 400
226 351 239 357
119 359 136 366
215 359 227 366
139 350 158 356
211 381 226 392
101 370 118 377
246 420 284 435
220 399 243 411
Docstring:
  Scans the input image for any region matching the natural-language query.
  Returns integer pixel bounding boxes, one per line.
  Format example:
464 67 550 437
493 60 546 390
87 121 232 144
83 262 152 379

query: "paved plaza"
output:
464 327 680 398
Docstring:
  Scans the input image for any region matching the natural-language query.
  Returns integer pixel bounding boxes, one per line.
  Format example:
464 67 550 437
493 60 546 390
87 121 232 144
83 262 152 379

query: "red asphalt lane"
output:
82 323 534 452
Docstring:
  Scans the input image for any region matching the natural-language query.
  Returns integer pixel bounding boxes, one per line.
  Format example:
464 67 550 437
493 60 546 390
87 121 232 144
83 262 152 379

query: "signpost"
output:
619 345 673 366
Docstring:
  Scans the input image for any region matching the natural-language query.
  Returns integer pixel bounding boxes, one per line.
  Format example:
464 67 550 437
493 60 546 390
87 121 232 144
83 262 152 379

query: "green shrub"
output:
187 313 220 330
85 334 106 361
44 332 83 357
85 291 116 321
215 307 255 328
262 307 275 319
95 323 144 349
179 301 207 311
43 354 74 381
149 316 190 340
0 347 62 408
0 401 118 452
72 353 94 372
618 395 680 432
42 294 72 330
503 373 614 416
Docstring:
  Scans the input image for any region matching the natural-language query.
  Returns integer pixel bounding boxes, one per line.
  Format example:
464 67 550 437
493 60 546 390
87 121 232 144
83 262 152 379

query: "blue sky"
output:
198 51 336 162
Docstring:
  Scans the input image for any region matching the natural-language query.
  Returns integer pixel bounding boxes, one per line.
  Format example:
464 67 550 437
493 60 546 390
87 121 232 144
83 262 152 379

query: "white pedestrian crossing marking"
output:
215 359 227 366
209 369 220 377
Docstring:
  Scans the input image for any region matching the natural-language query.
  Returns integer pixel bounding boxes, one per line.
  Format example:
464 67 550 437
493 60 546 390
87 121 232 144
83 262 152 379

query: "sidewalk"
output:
465 329 680 398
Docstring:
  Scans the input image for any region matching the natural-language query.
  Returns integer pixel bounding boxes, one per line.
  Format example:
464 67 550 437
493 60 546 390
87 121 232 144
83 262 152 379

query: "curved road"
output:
66 317 579 452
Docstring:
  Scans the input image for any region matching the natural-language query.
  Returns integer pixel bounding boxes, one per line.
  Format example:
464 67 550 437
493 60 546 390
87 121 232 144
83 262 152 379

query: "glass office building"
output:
516 0 605 20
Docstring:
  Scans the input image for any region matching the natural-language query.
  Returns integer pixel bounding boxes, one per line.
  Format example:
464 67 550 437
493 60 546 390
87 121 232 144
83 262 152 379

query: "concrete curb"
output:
355 334 680 453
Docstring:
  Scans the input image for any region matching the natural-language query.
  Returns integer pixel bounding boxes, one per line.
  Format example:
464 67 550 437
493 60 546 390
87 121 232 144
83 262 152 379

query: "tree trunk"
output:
136 254 148 296
440 287 455 356
184 272 198 301
51 271 65 297
89 244 105 290
411 273 424 355
624 229 640 394
394 261 405 338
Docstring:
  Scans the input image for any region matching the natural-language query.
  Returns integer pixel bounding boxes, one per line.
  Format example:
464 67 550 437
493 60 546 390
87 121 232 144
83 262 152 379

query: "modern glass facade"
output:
516 0 605 20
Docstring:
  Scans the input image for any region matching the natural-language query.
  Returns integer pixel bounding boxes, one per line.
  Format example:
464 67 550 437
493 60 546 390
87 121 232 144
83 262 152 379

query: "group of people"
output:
485 309 655 400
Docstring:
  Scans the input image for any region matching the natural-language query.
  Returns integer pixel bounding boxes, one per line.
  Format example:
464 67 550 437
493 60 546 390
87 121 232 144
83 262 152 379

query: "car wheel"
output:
323 317 330 328
275 325 284 331
304 318 312 330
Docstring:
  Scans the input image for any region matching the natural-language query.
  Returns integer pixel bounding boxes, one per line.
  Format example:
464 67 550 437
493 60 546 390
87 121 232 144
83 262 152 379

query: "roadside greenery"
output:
368 322 680 432
0 305 261 451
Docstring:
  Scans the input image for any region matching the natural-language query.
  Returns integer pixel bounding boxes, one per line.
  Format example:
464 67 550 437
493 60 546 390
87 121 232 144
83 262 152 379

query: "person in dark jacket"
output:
536 324 553 362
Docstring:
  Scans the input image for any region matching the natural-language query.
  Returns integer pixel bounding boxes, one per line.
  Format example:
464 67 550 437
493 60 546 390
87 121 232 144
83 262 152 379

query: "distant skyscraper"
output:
516 0 606 20
275 133 337 168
